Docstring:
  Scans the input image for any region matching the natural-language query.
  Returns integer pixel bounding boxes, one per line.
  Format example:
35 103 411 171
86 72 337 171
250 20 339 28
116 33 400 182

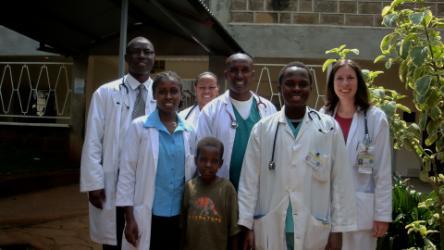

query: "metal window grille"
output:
0 62 73 127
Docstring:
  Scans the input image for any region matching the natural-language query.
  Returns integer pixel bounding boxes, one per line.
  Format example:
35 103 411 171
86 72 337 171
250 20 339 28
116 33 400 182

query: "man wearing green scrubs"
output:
196 53 276 190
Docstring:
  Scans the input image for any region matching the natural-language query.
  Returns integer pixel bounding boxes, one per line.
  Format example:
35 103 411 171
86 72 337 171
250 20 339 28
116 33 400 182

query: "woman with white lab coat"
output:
179 72 219 128
196 90 276 179
320 59 392 250
116 71 196 250
238 62 357 250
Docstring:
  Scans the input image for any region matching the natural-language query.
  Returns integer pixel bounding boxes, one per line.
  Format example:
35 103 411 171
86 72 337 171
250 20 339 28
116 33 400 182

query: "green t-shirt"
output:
229 99 261 190
182 177 240 250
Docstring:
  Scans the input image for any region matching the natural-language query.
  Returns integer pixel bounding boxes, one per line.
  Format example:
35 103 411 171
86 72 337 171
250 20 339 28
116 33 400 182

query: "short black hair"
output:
152 71 183 93
125 36 153 54
325 59 370 113
277 61 313 86
225 53 253 67
196 137 224 161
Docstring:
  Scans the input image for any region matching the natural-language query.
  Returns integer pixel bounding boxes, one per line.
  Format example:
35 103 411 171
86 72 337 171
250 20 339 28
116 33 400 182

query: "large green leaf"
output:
430 106 441 121
396 103 411 113
409 12 425 25
322 59 337 72
374 55 386 63
383 13 398 27
381 33 397 53
415 75 432 96
410 47 428 66
381 101 396 117
400 38 412 59
399 60 407 82
423 10 433 26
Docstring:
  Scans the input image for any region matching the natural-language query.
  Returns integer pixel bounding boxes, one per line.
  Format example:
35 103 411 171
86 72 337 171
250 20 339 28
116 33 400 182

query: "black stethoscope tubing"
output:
268 109 333 171
184 103 198 120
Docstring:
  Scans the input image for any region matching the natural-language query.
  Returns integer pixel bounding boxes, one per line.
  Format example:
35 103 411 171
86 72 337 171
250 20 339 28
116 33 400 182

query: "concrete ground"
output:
0 184 99 250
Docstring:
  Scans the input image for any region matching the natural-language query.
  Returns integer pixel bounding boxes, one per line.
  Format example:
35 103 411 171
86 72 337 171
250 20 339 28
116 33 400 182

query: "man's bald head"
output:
225 53 253 67
126 36 153 53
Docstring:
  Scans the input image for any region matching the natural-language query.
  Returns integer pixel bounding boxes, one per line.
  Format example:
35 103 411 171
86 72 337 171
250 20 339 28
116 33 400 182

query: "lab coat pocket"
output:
253 202 288 250
356 192 375 230
253 207 285 250
303 215 331 250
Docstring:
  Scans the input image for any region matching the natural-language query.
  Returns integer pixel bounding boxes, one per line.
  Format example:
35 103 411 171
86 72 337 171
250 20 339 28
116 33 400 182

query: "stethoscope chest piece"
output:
268 161 276 170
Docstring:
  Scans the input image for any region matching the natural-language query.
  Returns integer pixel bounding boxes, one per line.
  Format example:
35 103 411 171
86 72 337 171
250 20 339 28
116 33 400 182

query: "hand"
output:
242 229 255 250
125 217 139 247
373 221 389 238
88 189 105 209
324 232 342 250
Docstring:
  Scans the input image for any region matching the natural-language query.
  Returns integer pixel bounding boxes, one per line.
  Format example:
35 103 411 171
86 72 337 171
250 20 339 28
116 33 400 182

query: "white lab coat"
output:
238 108 357 250
196 90 277 178
320 106 392 250
179 104 199 129
115 115 196 250
80 75 156 245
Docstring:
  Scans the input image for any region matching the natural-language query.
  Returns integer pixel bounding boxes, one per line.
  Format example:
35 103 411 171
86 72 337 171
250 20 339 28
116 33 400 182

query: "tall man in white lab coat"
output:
238 62 357 250
196 53 276 190
80 36 157 249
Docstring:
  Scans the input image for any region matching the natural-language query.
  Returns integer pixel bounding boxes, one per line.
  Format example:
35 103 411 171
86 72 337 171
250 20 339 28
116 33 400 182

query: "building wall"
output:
208 0 424 176
230 0 443 27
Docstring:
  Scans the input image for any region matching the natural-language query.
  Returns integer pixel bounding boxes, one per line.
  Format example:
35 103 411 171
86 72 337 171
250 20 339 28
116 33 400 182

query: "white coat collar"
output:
221 90 262 105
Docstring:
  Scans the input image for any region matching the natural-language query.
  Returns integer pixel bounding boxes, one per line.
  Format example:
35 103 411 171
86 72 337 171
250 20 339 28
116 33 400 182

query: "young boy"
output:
182 137 240 250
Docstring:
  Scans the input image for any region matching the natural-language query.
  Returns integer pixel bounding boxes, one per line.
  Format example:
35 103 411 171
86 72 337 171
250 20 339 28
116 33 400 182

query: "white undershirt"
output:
230 96 253 120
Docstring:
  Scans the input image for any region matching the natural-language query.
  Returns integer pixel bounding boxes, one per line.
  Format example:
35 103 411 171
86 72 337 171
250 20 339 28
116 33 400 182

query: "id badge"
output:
356 149 374 174
305 151 322 170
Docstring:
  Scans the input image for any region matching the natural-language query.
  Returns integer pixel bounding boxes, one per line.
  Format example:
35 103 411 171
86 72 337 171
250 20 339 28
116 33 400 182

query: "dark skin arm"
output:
124 206 139 247
230 233 239 250
324 232 342 250
240 226 255 250
88 189 105 209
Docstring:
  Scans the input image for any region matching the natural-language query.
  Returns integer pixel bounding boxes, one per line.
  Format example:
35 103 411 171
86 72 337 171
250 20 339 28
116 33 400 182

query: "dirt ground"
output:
0 184 100 250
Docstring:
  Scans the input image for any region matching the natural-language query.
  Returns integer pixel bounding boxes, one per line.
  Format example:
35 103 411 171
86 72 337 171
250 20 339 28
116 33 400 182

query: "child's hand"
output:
242 229 255 250
125 217 139 247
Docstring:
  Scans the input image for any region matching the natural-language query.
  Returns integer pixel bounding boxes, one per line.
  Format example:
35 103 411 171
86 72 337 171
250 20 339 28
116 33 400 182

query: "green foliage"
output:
377 177 440 249
379 1 444 248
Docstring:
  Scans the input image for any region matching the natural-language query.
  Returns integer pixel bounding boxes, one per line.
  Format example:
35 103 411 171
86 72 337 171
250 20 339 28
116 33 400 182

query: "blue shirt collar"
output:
143 109 190 133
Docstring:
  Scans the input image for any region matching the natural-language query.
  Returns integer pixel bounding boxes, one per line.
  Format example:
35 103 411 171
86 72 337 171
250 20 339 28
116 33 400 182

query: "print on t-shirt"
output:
189 196 222 223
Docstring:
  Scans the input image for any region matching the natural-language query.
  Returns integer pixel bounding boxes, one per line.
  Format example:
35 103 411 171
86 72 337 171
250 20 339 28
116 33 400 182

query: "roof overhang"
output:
0 0 243 56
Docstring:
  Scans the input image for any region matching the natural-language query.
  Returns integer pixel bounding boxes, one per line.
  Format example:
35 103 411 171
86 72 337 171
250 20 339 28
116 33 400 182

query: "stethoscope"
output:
333 108 371 150
225 95 268 129
117 77 130 110
184 103 198 120
268 108 334 170
117 76 155 110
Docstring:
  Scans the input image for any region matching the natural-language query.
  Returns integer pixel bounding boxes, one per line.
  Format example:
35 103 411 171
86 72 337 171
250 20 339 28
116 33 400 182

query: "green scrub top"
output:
285 118 302 250
229 99 260 190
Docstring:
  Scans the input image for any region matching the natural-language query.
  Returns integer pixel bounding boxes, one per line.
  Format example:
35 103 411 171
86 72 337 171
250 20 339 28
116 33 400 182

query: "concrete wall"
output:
209 0 425 176
210 0 443 60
